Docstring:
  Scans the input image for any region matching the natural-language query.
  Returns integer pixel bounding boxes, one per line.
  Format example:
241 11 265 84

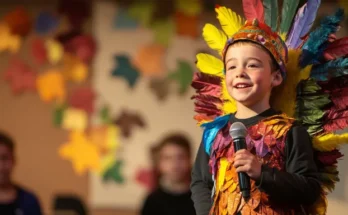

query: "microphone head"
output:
229 122 247 140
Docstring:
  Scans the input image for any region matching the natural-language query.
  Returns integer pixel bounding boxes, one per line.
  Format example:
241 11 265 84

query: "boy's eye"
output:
248 64 259 68
228 66 236 70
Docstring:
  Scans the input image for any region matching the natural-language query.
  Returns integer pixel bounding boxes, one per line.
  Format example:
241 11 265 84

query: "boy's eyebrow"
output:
225 57 262 64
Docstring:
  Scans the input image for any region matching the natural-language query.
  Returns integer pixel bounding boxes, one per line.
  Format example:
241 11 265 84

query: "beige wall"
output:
0 1 347 215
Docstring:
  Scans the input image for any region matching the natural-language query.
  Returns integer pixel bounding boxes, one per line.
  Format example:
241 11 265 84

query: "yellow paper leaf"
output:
0 22 21 53
175 0 202 16
62 108 88 131
62 54 88 83
36 70 66 103
59 131 101 175
45 39 63 64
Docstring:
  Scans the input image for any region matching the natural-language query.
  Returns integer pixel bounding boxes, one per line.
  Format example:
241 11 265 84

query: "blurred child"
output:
0 131 43 215
140 133 196 215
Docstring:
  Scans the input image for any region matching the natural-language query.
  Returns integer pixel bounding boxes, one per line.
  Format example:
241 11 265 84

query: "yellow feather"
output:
215 6 243 37
313 133 348 151
203 24 228 55
280 32 287 41
221 79 237 114
217 158 229 191
271 49 311 116
196 53 224 77
308 194 327 215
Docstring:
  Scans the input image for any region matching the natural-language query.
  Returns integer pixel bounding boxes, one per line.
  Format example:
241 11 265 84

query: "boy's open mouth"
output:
234 83 253 89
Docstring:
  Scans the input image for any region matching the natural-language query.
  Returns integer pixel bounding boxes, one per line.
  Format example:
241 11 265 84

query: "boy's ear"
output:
271 70 283 87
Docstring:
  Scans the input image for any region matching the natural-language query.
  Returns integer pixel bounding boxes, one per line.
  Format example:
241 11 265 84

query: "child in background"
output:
0 131 43 215
140 133 196 215
190 2 348 215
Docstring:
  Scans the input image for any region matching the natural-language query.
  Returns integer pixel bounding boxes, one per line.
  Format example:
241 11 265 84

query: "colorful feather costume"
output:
191 0 348 214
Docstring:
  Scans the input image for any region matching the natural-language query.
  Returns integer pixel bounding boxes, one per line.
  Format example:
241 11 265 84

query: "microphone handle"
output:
233 138 251 199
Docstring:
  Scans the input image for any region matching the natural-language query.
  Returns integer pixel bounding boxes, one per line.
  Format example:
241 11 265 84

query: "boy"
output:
140 133 196 215
0 131 43 215
190 16 322 215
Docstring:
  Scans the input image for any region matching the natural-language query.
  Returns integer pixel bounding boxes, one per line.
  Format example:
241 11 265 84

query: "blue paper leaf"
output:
35 11 60 34
111 55 140 88
113 7 138 29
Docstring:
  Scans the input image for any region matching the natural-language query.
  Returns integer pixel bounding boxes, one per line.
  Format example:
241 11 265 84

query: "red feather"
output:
323 37 348 60
317 149 344 166
242 0 264 22
191 72 223 124
319 76 348 131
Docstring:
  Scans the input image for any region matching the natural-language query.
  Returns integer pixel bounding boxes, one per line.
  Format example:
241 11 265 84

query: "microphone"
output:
229 122 251 199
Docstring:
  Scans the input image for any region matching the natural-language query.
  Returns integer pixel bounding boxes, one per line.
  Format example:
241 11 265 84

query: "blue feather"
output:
286 0 321 49
311 57 348 81
300 8 344 67
201 114 230 154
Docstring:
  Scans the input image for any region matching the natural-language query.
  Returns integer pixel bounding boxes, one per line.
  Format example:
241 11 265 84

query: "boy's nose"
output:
235 69 246 78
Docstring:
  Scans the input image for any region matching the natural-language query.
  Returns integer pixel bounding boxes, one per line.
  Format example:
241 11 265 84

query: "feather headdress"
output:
191 0 348 214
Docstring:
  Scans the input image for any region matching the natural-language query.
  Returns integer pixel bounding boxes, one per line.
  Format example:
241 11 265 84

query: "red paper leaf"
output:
31 38 47 65
68 86 95 114
135 167 156 191
4 6 32 37
3 58 36 94
64 34 97 64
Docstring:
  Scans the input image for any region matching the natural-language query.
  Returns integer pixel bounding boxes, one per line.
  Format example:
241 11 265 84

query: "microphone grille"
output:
229 122 247 139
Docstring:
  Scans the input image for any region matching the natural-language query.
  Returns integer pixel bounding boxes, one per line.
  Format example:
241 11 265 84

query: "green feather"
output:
263 0 278 31
280 0 300 34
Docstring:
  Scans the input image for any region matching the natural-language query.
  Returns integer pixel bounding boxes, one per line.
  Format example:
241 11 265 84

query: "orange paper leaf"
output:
36 70 66 103
132 44 166 77
174 12 199 38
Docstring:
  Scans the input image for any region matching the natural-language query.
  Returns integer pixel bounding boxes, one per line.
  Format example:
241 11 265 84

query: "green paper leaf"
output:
103 160 125 184
100 106 111 124
128 2 155 28
168 60 194 95
151 18 175 46
53 104 67 127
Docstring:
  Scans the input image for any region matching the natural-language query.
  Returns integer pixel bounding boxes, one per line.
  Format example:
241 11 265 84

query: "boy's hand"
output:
233 149 262 180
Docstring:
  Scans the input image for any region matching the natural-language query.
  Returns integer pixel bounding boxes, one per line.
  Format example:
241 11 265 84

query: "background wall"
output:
0 1 347 215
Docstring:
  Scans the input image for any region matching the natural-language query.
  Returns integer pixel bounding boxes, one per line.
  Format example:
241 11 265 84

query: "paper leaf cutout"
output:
128 2 155 27
36 70 65 103
62 108 88 131
62 54 88 83
3 58 36 94
111 55 140 88
58 0 91 28
4 6 32 37
113 7 138 29
100 106 111 124
103 160 125 184
56 29 82 45
151 19 175 46
45 39 64 64
152 0 175 21
149 78 170 101
175 0 202 16
59 131 100 175
64 34 97 64
68 86 95 114
88 125 119 173
31 38 47 65
168 60 194 95
133 44 166 77
53 104 67 127
35 11 60 34
0 23 21 53
113 109 146 138
175 12 199 38
135 167 155 191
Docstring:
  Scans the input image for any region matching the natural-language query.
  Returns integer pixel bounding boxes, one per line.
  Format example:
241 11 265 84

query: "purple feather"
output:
286 0 321 49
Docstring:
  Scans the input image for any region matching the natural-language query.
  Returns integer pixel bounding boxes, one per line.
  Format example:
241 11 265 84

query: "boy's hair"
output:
226 41 280 73
151 133 192 161
0 131 15 153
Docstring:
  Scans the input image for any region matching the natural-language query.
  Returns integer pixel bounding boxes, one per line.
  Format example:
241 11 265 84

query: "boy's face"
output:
224 44 282 108
0 144 14 186
158 143 191 183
